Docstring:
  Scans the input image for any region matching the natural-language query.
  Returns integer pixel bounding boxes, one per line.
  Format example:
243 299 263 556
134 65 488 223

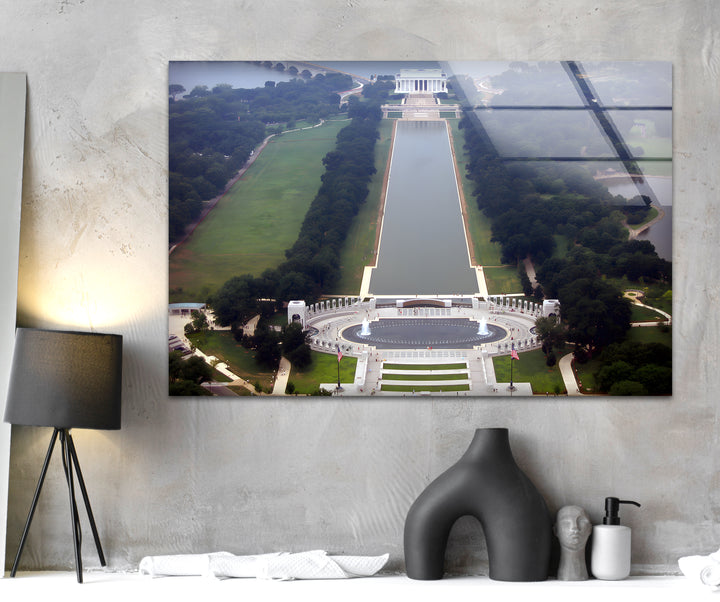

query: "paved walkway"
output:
272 357 291 395
559 352 582 396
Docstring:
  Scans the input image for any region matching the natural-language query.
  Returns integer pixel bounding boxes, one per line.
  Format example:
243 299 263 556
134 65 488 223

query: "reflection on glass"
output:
476 110 617 158
606 110 672 159
507 161 629 203
579 61 672 107
484 62 586 106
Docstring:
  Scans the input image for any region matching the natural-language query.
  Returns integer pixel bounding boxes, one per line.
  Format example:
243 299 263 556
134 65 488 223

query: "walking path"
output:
272 357 291 395
558 353 582 396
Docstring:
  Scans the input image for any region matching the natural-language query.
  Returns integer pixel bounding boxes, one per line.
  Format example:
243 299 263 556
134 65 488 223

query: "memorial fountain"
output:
477 317 489 336
360 318 371 336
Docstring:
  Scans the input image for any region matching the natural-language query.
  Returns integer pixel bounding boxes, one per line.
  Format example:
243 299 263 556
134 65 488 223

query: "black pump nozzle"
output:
603 497 641 525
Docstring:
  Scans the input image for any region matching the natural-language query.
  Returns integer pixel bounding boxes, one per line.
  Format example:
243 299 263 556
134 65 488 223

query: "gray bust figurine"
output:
554 505 592 580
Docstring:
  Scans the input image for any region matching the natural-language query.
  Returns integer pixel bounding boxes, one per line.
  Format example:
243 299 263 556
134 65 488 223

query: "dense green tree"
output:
608 380 648 396
593 340 671 395
535 315 567 354
211 275 259 327
169 380 212 396
281 322 312 369
169 351 214 396
169 84 186 100
596 360 634 392
559 278 631 354
252 323 281 368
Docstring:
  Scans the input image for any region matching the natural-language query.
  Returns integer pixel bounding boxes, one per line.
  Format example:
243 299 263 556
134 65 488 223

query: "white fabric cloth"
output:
138 552 234 577
678 546 720 590
139 550 389 581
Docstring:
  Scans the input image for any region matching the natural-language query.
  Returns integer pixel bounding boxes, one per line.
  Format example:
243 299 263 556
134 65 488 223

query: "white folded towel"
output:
138 551 234 577
139 550 389 581
678 546 720 589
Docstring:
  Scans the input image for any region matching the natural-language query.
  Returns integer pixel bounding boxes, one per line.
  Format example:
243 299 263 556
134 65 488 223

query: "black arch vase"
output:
404 428 551 581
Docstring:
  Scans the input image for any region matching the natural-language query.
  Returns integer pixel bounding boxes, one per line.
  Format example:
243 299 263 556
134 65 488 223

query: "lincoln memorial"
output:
394 68 448 94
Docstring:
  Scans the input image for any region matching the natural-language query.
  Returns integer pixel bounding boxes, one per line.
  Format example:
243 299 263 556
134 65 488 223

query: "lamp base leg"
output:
9 427 107 583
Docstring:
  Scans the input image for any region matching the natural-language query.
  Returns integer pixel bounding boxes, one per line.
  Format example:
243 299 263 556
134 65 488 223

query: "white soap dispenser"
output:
590 497 641 580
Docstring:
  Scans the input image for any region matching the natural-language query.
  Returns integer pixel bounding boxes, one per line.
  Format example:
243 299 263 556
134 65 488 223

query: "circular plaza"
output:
293 296 555 397
341 318 507 349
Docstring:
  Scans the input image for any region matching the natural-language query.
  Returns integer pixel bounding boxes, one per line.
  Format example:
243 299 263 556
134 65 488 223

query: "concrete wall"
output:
2 0 718 575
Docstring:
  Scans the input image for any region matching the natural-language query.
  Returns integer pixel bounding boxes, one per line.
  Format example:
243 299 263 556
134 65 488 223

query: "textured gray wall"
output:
2 0 719 575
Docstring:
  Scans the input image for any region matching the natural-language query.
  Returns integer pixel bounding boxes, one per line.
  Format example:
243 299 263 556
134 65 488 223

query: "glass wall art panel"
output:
168 61 672 398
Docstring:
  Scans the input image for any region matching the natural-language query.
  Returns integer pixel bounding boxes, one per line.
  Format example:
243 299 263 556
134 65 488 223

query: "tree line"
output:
459 109 671 393
209 94 383 330
204 95 383 374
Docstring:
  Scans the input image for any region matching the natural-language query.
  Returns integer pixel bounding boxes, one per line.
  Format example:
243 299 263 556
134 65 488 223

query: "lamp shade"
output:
4 328 122 430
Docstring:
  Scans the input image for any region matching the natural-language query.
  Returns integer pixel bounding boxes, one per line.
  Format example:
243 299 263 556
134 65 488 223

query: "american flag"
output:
337 346 343 362
511 346 519 361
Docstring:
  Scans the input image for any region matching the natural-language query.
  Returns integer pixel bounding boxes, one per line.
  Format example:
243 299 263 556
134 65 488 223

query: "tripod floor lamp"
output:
4 328 122 583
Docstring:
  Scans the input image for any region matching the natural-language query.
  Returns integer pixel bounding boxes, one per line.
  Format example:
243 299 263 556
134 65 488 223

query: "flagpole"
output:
509 342 517 393
336 345 343 393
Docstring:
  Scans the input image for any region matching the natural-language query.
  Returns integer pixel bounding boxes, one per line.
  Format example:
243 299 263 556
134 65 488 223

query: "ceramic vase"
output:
404 427 552 581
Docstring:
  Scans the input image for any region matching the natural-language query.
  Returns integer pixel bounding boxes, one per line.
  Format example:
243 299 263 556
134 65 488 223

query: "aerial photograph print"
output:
168 60 672 398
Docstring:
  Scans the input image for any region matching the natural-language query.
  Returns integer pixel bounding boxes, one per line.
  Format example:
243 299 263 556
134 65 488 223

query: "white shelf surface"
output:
2 571 717 602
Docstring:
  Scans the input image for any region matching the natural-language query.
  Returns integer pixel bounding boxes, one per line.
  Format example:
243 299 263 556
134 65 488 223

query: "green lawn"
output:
288 351 357 394
187 330 276 391
573 357 603 394
381 384 470 392
449 120 504 267
630 304 667 322
169 120 348 302
383 362 467 371
382 373 469 381
552 234 571 259
626 324 672 346
332 119 394 295
605 277 672 315
492 349 566 395
483 266 522 295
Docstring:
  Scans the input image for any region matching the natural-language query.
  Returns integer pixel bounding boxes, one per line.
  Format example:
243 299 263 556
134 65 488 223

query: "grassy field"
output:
169 119 349 302
492 349 566 395
287 351 357 394
483 266 522 295
383 362 467 371
449 120 504 267
630 304 667 322
382 373 469 381
331 119 394 295
626 323 672 345
187 330 276 391
606 276 672 315
381 383 470 392
552 234 571 259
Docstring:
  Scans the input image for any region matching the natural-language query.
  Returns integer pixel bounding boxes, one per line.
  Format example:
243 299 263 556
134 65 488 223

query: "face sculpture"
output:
555 505 592 552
